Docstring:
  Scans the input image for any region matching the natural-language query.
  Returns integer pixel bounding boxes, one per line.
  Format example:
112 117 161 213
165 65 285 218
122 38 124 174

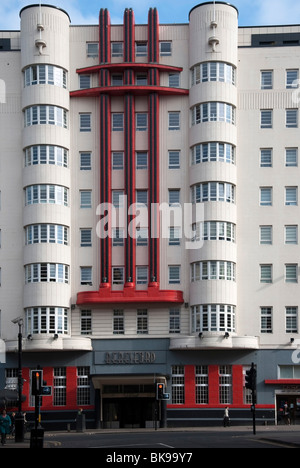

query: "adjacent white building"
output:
0 1 299 428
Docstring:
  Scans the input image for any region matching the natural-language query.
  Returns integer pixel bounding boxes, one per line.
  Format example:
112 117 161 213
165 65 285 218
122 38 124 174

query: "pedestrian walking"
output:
0 410 11 445
223 407 230 427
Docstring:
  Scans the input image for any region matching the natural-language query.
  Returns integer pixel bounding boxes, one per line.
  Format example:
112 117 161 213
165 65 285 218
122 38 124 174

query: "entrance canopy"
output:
92 374 166 389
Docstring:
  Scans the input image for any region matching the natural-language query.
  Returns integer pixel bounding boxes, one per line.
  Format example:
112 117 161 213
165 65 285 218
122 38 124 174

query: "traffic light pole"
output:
252 391 256 435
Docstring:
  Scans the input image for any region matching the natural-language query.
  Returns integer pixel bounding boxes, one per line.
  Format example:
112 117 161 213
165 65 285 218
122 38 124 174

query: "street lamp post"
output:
11 317 24 443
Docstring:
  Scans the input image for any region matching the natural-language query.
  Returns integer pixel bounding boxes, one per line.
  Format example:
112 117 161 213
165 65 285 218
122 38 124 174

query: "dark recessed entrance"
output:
103 397 156 428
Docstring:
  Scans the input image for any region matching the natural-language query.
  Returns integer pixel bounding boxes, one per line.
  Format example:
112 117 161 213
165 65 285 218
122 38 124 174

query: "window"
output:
25 307 69 335
112 113 124 131
260 307 272 333
191 261 236 282
81 310 92 335
25 146 68 168
191 305 236 333
136 74 148 86
260 226 272 245
191 103 236 125
80 113 91 132
168 151 180 169
285 264 298 283
24 65 67 88
25 106 67 128
171 366 185 404
111 74 123 86
260 149 272 167
279 365 300 379
136 266 148 285
136 190 148 206
112 152 124 170
191 182 235 204
169 73 180 88
169 227 180 246
87 43 98 57
25 224 68 246
260 187 272 206
169 189 180 206
193 221 236 243
80 267 92 285
137 309 148 334
112 228 124 247
286 148 298 167
25 264 69 284
286 109 298 128
25 185 68 207
260 110 272 128
191 143 235 165
136 42 147 57
160 41 172 56
285 187 297 206
286 307 298 333
54 368 66 406
113 310 124 334
136 113 147 131
80 152 91 170
112 42 123 57
112 267 124 285
136 227 148 246
285 225 298 244
136 152 148 169
80 191 92 208
77 367 90 406
169 308 180 334
195 366 209 404
191 62 236 86
112 190 124 208
260 264 272 283
169 265 180 284
79 75 91 89
261 70 273 89
80 229 92 247
219 366 232 405
168 112 180 130
287 69 299 88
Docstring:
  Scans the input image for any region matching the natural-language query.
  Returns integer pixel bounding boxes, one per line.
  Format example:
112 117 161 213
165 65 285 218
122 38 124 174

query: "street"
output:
40 426 300 450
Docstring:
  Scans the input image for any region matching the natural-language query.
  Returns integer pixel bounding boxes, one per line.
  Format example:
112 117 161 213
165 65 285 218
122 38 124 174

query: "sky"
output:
1 0 300 30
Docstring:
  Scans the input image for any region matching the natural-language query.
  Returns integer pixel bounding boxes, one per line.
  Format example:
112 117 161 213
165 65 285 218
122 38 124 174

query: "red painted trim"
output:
265 379 300 385
70 86 189 98
76 63 183 74
167 404 275 409
77 283 184 306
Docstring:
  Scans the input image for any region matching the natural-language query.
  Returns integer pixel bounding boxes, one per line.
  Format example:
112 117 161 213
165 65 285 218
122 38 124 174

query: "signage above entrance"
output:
104 351 156 365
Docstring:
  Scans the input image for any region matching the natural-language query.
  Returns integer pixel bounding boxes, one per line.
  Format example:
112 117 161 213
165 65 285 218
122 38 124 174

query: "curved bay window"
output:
25 306 69 335
191 304 236 333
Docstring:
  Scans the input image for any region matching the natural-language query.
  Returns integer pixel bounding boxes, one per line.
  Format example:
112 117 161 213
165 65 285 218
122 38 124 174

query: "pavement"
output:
1 424 300 449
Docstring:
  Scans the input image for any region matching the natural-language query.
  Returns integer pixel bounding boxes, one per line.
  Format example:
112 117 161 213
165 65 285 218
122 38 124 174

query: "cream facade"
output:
0 2 299 428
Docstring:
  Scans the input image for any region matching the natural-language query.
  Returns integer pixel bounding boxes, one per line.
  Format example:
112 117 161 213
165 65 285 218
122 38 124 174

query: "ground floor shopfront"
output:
1 339 300 429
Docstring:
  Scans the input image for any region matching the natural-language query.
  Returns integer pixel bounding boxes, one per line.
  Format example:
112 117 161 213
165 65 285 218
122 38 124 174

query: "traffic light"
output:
156 383 165 400
245 363 256 392
31 370 43 396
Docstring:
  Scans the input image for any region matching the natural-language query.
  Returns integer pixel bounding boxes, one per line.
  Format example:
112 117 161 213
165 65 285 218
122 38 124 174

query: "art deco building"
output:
0 1 300 428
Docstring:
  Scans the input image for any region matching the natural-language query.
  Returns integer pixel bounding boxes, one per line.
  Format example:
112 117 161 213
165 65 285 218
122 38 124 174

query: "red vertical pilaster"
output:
209 365 220 406
99 9 112 287
233 365 244 406
124 9 136 286
185 365 195 406
66 367 77 408
148 8 160 285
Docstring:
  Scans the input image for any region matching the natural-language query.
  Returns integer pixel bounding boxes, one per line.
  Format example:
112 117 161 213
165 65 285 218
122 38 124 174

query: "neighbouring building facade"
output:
0 1 300 428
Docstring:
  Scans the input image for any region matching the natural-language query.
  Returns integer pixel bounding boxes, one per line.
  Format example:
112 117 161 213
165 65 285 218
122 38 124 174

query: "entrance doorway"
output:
276 394 300 425
103 397 156 428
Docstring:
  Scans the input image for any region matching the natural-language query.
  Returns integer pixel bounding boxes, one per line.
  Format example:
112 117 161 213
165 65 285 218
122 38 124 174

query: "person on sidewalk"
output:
223 407 230 427
0 410 11 445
